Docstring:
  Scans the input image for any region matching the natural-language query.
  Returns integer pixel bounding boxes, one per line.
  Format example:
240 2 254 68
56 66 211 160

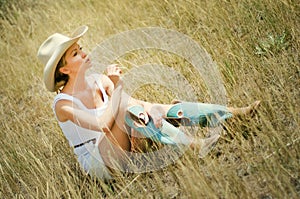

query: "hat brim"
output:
43 26 88 92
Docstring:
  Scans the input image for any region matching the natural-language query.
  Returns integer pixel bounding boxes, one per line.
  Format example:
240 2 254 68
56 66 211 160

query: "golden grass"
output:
0 0 299 198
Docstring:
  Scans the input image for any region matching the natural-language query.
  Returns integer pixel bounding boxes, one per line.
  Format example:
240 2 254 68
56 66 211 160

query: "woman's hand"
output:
106 64 122 87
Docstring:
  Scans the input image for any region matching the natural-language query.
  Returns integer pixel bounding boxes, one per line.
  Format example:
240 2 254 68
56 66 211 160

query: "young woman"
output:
37 26 260 179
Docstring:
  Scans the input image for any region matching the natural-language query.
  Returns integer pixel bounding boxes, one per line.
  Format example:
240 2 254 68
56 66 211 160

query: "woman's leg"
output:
97 92 133 171
97 101 133 171
112 90 261 139
99 91 260 160
116 92 260 123
98 134 134 174
115 92 221 148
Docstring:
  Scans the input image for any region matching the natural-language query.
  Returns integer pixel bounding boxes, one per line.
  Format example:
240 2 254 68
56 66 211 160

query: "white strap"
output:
53 93 86 110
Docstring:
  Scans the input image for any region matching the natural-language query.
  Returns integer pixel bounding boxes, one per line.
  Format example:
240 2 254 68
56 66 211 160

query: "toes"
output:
251 100 261 111
254 100 261 109
248 100 261 116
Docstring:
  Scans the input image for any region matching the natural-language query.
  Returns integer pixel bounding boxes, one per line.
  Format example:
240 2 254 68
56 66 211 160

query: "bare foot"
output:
229 100 261 116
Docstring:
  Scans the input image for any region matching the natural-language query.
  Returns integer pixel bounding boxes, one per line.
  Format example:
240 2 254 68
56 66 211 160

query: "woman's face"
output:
60 42 91 75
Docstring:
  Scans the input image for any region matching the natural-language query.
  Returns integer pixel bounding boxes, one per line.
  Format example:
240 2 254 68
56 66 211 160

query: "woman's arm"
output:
55 85 123 133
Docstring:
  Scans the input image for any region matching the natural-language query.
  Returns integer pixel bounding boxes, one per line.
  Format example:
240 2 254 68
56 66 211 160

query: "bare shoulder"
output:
54 99 78 122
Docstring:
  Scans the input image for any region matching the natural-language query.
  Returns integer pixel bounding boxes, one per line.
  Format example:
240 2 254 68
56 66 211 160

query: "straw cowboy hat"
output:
37 25 88 92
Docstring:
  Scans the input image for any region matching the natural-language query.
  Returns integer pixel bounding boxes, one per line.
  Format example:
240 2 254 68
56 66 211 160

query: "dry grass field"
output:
0 0 299 198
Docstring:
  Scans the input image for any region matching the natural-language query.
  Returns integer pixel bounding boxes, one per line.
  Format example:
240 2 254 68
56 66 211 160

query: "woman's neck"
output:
61 74 89 95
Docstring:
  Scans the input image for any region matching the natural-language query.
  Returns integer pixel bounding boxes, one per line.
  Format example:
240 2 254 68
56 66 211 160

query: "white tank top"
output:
52 74 109 148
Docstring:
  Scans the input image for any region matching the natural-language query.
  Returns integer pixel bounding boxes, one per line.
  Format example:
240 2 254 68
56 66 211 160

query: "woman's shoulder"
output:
53 93 81 109
53 93 74 109
54 93 73 102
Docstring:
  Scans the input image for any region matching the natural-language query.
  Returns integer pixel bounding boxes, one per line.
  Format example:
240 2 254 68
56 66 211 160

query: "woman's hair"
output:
54 53 68 92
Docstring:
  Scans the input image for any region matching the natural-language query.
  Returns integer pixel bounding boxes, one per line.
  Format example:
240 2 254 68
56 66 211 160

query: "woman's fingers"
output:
106 64 122 76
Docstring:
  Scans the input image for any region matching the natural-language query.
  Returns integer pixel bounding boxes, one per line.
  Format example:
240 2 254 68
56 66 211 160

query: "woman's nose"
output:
81 51 87 58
